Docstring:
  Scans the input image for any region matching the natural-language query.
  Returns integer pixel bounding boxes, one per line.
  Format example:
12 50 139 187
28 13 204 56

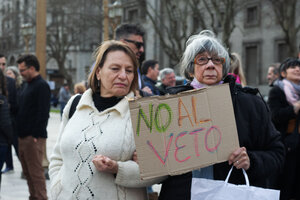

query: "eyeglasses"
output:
19 68 29 73
194 56 225 66
124 39 144 49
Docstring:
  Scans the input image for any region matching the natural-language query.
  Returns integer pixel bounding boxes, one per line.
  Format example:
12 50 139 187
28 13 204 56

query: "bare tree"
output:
268 0 300 57
145 0 244 65
47 0 101 88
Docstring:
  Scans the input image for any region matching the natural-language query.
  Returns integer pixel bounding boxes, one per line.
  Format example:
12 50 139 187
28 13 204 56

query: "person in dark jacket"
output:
0 54 17 174
157 68 176 95
158 30 285 200
268 58 300 200
17 54 50 200
0 68 13 186
141 60 160 95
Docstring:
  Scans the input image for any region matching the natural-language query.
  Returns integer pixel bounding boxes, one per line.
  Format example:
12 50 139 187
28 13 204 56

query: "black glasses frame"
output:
194 56 225 66
124 39 144 49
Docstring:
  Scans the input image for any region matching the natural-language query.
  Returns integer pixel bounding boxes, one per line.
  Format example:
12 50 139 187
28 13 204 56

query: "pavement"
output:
1 112 161 200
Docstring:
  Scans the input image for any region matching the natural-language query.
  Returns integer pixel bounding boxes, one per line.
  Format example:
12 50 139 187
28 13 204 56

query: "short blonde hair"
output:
229 52 247 86
88 40 138 94
74 82 86 94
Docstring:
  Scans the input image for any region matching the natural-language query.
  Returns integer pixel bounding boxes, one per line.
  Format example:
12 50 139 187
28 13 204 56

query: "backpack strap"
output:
68 94 82 119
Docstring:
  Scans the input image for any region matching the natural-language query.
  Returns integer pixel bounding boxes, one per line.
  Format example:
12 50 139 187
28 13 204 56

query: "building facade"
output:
1 0 299 97
121 0 300 96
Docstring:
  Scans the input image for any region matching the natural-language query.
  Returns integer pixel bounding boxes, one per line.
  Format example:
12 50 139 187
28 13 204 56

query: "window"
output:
244 42 262 86
244 4 260 27
128 9 138 22
16 1 20 11
275 40 289 63
217 12 225 28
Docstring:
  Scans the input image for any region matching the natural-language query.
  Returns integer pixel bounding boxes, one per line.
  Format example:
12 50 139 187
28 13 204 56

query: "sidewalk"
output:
1 112 161 199
1 112 60 200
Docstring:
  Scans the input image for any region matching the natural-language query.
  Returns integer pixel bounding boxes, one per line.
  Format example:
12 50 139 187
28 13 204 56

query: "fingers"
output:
132 151 138 163
92 155 118 173
228 147 250 170
142 86 153 94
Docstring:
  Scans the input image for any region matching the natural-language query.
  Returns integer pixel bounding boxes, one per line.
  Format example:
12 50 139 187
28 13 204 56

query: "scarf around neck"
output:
274 79 300 104
190 77 223 89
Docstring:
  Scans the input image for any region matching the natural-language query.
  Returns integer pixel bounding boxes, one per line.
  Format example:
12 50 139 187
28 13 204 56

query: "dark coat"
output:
268 84 300 199
6 76 18 117
0 94 13 145
17 75 51 138
268 85 296 137
142 75 160 95
158 76 285 200
157 84 168 95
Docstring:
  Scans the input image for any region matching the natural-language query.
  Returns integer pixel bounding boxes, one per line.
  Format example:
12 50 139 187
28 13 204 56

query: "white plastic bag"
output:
191 167 279 200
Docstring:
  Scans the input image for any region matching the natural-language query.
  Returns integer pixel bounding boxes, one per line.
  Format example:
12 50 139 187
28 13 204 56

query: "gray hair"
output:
180 30 230 80
160 68 175 80
5 66 23 88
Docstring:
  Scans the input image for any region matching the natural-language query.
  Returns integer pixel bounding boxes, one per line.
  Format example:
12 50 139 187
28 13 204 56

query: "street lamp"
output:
21 23 33 54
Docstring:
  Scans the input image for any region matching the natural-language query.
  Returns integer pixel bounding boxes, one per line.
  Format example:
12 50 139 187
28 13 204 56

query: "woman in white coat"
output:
49 40 163 200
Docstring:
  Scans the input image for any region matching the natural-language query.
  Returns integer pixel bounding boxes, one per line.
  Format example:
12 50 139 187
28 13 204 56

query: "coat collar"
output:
77 88 134 118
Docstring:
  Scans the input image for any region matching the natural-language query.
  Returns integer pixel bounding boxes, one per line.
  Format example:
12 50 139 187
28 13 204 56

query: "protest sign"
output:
129 84 239 179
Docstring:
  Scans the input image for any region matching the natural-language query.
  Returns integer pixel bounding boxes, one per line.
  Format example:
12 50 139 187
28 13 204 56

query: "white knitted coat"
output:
49 89 164 200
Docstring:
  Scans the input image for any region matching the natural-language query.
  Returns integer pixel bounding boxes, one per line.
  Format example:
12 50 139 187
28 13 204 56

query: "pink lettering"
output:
175 131 191 163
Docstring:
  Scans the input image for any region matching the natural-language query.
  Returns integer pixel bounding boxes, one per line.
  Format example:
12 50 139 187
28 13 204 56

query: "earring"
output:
97 80 100 87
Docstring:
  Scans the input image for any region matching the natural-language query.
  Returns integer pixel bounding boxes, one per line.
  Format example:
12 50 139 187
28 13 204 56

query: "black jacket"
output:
17 75 51 138
159 76 285 200
268 86 296 136
0 94 13 145
6 76 18 117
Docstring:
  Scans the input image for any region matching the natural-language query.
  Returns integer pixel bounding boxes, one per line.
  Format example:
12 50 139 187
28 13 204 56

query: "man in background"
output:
58 83 71 117
141 59 160 95
114 23 152 96
17 54 50 200
267 63 280 86
158 68 176 95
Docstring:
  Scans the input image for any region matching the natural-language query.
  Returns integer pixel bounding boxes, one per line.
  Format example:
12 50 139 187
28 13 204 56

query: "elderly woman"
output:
158 30 285 200
49 41 163 200
268 58 300 200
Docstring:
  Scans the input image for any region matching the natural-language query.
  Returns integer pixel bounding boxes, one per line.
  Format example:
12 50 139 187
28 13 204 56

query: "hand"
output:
293 101 300 114
132 151 138 163
228 147 250 170
142 86 153 94
92 155 118 174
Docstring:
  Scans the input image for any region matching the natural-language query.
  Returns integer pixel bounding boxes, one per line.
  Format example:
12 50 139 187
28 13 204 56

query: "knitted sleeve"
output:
114 111 166 187
49 95 78 199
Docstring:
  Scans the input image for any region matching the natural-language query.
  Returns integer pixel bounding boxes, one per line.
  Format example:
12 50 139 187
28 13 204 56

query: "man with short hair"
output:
114 23 152 96
115 23 145 62
158 68 176 95
267 63 280 86
141 59 160 95
17 54 50 200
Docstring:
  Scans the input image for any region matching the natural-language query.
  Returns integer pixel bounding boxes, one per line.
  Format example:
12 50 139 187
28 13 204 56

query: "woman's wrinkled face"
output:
193 52 224 85
283 65 300 84
96 51 135 97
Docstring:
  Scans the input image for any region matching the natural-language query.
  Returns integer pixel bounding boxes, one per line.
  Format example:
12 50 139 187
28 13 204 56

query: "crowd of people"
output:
0 23 300 200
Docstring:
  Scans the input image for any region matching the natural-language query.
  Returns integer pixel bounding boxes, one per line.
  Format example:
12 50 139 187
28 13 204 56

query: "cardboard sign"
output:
129 84 239 180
